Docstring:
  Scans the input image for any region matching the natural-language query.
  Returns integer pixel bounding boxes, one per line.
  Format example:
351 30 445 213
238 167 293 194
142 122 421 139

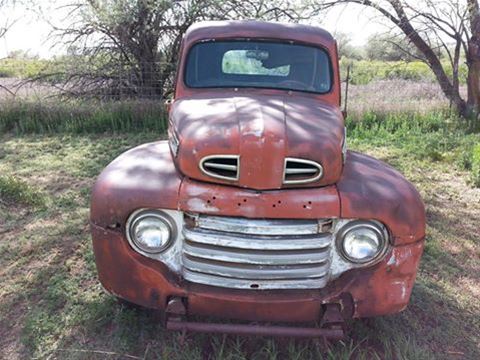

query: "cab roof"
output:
183 20 336 49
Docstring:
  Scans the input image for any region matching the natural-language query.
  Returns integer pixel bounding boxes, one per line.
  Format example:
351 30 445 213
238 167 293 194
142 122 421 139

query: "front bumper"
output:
91 222 424 322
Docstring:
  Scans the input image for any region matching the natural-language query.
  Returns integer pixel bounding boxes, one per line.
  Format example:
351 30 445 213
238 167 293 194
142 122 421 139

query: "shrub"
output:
340 59 466 85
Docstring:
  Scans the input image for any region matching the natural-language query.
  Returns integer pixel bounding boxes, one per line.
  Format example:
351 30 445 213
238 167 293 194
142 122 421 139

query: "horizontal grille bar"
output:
184 241 330 265
183 228 331 250
196 215 327 236
284 168 318 175
183 269 330 290
184 255 329 280
203 162 237 171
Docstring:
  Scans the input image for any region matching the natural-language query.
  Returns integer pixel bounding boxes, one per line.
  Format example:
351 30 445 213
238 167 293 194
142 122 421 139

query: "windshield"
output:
184 40 332 94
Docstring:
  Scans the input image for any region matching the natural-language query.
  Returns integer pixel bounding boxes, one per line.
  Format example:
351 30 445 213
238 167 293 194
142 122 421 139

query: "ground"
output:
0 130 479 359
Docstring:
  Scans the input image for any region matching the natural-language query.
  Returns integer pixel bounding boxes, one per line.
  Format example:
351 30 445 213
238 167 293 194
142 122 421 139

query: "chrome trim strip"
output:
183 228 331 250
196 215 323 235
285 168 318 175
182 269 330 290
182 256 330 280
199 154 240 181
283 157 324 184
203 162 237 171
183 241 330 265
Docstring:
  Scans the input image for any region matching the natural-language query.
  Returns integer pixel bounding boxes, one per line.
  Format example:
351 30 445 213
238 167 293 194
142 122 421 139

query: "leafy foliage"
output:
340 59 467 85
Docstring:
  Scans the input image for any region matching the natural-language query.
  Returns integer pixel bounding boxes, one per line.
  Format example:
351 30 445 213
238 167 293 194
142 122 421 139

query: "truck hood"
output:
169 92 344 190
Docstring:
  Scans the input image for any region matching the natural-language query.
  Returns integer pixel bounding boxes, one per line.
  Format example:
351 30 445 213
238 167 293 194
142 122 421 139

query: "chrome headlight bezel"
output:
335 220 389 265
126 209 177 254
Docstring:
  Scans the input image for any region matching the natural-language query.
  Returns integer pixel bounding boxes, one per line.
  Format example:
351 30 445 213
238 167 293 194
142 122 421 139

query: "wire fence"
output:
0 60 175 102
0 59 454 117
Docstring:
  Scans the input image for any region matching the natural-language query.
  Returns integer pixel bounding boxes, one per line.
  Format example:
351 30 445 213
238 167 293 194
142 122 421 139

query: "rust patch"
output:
92 222 424 321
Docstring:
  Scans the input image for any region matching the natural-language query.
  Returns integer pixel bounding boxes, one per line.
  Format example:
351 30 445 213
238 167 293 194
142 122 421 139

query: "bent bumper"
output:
91 222 424 322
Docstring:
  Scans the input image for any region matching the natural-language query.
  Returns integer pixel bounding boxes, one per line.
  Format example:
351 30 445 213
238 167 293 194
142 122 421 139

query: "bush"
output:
471 144 480 187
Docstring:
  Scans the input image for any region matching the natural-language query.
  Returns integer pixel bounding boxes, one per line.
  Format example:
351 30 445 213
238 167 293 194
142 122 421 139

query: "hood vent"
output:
200 155 240 181
283 158 323 185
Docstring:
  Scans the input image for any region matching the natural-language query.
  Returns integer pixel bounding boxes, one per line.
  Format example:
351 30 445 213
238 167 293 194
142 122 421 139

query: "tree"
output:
51 0 308 98
312 0 480 128
335 32 364 59
0 0 15 39
365 32 422 61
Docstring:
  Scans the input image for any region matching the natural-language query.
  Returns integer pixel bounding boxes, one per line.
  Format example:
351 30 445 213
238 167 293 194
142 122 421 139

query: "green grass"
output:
0 100 168 134
340 59 467 85
0 113 479 359
0 175 46 207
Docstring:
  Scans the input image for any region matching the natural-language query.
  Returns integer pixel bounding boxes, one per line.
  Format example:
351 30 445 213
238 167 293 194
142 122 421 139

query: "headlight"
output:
336 221 388 264
126 209 175 253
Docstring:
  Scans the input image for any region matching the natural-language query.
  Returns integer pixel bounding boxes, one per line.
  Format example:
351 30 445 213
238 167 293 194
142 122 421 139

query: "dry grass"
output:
0 124 479 359
346 80 464 118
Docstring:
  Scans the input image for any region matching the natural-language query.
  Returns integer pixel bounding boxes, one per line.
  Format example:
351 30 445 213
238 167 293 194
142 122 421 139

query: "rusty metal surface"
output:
89 20 426 326
166 319 345 339
90 143 425 319
170 93 344 190
337 151 426 245
90 141 182 229
177 178 340 219
176 21 341 107
183 21 336 50
168 20 344 191
91 222 424 321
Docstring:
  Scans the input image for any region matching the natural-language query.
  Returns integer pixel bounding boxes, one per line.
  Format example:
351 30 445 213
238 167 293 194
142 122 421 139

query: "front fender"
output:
337 151 426 245
90 141 183 228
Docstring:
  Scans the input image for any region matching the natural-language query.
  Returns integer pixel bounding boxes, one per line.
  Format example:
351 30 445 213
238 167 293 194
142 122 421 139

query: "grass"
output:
0 100 168 134
0 175 46 207
471 144 480 187
0 112 479 359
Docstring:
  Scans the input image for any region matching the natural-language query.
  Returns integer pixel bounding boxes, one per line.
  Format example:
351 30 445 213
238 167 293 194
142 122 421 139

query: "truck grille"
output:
200 155 239 181
181 215 333 289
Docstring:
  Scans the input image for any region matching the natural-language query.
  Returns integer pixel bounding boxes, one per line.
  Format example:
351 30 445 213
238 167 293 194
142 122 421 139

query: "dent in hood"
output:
170 92 344 190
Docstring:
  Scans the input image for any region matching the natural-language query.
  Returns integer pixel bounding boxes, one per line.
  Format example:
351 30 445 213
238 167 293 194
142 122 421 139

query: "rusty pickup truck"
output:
90 20 426 338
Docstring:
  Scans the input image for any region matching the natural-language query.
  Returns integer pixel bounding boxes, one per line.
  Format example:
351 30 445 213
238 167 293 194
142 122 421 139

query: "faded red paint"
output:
90 20 426 335
338 152 426 245
91 222 423 321
172 93 344 189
